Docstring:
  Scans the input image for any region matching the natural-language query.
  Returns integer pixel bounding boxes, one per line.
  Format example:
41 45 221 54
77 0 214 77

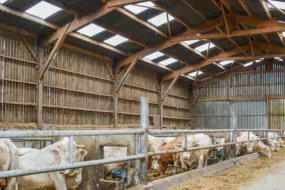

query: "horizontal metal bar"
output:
11 138 54 141
148 129 235 135
0 154 145 178
0 129 145 138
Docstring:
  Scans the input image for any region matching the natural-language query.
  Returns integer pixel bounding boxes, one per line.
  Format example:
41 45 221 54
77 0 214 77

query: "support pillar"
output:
159 79 163 129
113 64 119 128
36 39 44 128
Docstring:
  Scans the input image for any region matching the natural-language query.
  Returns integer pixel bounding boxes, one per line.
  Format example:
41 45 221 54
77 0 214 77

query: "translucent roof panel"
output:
220 60 233 66
25 1 61 19
159 58 177 65
195 43 215 52
0 0 7 4
243 61 253 67
188 71 203 77
124 1 155 15
148 12 175 27
77 24 105 37
144 52 164 60
104 35 128 46
282 32 285 37
268 0 285 10
182 40 200 46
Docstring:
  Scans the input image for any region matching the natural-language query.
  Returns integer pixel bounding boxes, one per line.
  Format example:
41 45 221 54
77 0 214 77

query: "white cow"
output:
237 132 272 157
0 139 19 190
18 138 87 190
268 132 282 151
178 133 212 170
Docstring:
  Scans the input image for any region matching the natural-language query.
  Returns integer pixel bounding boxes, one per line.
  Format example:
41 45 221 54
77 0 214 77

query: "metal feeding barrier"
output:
0 97 284 187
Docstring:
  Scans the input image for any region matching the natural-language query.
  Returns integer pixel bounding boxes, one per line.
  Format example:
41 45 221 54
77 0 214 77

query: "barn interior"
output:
1 0 285 189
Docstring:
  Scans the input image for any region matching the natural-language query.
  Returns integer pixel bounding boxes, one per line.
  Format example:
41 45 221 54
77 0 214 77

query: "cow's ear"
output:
80 150 88 158
50 149 59 159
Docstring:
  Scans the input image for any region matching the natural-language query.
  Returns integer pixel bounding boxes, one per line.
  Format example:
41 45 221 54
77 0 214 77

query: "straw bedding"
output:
170 149 285 190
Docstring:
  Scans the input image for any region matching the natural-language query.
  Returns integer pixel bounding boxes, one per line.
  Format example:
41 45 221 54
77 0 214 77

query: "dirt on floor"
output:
170 149 285 190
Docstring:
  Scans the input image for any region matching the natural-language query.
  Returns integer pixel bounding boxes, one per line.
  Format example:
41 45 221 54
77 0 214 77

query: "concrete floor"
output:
239 161 285 190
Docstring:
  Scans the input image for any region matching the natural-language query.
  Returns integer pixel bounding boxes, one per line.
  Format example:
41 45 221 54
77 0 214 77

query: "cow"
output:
178 134 212 171
147 135 175 169
18 138 87 190
152 137 183 176
0 139 19 190
237 132 272 157
268 132 282 150
210 137 226 162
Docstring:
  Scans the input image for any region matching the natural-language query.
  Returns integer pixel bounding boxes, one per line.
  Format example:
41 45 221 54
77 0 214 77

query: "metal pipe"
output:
0 154 145 178
140 96 148 185
148 129 234 135
11 138 54 141
0 129 145 138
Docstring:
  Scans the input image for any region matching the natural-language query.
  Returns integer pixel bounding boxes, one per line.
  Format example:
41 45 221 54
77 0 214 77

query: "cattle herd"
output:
0 131 284 189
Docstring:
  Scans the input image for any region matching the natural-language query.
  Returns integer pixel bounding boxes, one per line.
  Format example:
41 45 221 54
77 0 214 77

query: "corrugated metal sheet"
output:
194 69 285 98
192 100 267 129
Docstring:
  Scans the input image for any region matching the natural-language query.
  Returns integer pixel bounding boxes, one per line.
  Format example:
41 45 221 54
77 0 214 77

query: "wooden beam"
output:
17 30 38 62
162 46 247 81
104 62 115 80
194 60 266 88
166 13 172 37
40 23 71 79
161 70 182 102
208 53 285 62
249 37 254 57
221 2 230 35
191 85 207 107
116 55 139 93
116 16 223 68
259 0 272 19
152 73 160 91
36 40 44 128
238 0 252 16
112 64 119 128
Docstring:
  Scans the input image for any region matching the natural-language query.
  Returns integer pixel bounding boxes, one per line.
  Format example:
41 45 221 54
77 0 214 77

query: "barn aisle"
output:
239 161 285 190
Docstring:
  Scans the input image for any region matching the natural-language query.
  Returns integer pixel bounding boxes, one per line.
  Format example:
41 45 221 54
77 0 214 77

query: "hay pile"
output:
171 149 285 190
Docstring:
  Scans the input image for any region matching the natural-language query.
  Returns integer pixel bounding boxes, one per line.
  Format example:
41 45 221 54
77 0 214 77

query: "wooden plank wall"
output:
0 28 191 128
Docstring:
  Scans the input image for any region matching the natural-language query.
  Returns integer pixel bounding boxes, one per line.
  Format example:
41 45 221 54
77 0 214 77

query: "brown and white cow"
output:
0 139 19 190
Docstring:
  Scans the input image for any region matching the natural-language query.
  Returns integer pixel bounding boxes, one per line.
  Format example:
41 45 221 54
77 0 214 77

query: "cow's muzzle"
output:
60 169 70 175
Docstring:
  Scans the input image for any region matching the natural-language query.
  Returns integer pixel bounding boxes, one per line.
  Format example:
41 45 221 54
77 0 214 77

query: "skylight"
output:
243 61 253 67
275 57 283 61
188 71 203 77
268 0 285 10
159 58 177 65
104 35 128 46
144 52 164 60
0 0 7 4
77 24 105 37
148 12 175 27
124 1 155 15
182 40 200 46
282 31 285 37
220 60 233 66
195 43 215 52
25 1 61 19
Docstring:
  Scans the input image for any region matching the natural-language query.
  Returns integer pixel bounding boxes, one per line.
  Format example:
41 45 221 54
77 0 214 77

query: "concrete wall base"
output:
137 153 259 190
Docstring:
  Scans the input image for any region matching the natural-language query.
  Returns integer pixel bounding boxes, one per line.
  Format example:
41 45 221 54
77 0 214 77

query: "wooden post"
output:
159 79 163 129
37 39 44 128
113 64 119 128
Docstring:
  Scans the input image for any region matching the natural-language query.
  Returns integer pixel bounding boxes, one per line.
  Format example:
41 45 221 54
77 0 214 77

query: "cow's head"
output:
246 142 255 153
256 141 272 157
277 138 285 148
215 138 225 152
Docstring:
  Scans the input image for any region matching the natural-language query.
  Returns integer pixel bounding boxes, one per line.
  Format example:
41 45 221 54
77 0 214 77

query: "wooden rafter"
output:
162 46 248 81
116 55 140 93
259 0 272 19
104 62 115 80
161 69 182 102
208 53 285 62
194 60 267 88
221 1 230 35
106 0 157 7
166 13 172 36
152 73 160 91
40 23 71 79
17 30 38 62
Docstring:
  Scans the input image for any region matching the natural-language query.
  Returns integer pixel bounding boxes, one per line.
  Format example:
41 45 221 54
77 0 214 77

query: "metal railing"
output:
0 97 284 187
